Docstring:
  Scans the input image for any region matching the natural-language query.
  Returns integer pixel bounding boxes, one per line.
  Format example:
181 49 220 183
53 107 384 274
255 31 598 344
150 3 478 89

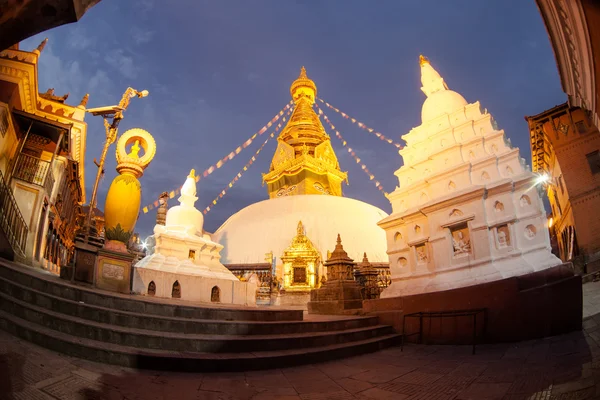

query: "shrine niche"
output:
415 244 428 264
450 224 471 257
147 281 156 296
211 286 220 303
172 281 181 298
280 221 321 291
497 225 511 249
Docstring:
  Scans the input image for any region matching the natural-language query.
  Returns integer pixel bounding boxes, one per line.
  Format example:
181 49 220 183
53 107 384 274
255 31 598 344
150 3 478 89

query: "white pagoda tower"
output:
378 56 561 297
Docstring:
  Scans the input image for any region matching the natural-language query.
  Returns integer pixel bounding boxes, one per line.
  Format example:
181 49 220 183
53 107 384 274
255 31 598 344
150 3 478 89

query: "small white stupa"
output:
378 56 561 297
132 169 256 305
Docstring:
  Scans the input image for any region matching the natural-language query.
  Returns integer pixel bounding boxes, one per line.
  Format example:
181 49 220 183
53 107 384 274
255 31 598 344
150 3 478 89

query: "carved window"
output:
394 232 402 242
576 120 587 134
586 151 600 175
0 106 8 138
188 249 196 260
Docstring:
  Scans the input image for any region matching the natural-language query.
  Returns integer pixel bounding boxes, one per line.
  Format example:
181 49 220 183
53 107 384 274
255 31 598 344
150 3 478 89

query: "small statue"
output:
128 140 141 158
156 191 169 226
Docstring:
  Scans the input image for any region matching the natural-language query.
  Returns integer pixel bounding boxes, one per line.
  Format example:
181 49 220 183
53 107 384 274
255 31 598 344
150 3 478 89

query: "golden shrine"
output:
280 221 321 291
262 67 348 198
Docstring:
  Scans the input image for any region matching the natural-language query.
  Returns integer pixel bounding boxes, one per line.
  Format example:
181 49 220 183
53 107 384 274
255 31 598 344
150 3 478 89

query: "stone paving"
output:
0 284 599 400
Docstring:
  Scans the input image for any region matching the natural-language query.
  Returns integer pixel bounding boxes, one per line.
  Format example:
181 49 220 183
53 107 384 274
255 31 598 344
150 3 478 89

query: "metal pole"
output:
85 123 116 242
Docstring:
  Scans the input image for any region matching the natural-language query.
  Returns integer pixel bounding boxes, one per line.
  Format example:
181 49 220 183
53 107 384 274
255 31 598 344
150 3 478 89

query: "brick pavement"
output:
1 283 600 400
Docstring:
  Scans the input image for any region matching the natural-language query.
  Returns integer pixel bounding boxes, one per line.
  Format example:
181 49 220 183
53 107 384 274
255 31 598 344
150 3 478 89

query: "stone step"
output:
0 260 302 321
0 292 394 353
0 309 401 372
0 275 379 334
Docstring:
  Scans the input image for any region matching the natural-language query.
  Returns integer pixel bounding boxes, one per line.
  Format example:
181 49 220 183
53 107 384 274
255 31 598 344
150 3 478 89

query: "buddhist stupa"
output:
212 68 389 301
378 56 561 297
133 170 257 305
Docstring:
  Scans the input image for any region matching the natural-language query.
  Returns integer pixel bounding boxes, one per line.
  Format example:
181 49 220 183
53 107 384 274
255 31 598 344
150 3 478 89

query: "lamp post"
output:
85 87 149 242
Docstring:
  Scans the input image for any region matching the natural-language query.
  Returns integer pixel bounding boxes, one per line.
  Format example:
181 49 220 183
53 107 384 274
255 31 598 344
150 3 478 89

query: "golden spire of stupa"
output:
262 67 348 198
419 54 429 67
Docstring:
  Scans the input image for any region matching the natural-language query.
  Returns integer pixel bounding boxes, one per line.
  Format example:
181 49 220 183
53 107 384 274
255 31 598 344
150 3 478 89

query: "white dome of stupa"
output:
421 89 468 122
418 55 468 123
212 195 389 265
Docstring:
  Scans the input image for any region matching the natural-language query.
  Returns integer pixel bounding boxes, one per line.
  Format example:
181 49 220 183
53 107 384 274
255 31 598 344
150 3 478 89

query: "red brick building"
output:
526 103 600 272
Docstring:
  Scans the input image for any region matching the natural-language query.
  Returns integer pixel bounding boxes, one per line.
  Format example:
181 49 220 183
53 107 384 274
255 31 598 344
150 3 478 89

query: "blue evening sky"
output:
21 0 565 238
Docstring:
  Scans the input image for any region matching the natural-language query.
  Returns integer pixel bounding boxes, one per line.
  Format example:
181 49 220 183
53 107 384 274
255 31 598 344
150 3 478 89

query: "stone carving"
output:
420 192 428 203
448 181 456 191
505 166 514 176
156 192 169 226
490 144 498 153
520 195 531 207
414 225 421 234
494 201 504 213
525 225 537 240
481 171 490 181
450 209 463 217
497 225 510 248
451 226 471 256
398 257 407 268
416 244 428 263
394 232 402 242
102 263 124 281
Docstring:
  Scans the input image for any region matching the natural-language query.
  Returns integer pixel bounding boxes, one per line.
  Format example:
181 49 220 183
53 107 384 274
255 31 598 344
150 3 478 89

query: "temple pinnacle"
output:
36 38 48 53
336 233 341 245
188 169 195 179
299 66 307 79
79 93 89 108
419 54 429 67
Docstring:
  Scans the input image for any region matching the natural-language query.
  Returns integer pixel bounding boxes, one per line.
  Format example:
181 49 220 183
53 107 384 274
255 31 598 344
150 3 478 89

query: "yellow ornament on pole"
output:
103 128 156 252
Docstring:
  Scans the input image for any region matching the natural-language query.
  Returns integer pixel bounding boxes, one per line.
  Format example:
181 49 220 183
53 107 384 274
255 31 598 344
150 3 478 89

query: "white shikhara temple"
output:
378 56 561 297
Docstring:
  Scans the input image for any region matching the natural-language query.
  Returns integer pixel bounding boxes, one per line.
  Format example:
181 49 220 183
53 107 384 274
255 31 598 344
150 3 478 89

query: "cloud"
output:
130 27 155 45
104 49 138 79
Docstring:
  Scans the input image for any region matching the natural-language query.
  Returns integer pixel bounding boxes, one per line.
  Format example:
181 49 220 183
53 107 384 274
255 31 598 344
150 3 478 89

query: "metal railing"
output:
0 170 28 256
12 153 54 195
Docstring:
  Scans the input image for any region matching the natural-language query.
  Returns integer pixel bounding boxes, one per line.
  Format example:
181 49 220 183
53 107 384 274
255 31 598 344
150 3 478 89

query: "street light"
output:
84 87 149 242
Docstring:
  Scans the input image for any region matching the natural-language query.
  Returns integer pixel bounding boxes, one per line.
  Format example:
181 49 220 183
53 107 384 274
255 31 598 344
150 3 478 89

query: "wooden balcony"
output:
12 153 55 195
0 170 28 257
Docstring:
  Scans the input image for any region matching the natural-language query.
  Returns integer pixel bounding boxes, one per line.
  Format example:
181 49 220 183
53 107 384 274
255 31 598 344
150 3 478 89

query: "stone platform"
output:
0 258 399 371
364 263 582 344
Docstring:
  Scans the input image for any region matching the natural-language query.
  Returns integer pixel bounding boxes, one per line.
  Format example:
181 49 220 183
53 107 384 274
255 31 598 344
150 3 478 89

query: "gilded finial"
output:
36 38 48 53
297 220 304 235
363 252 368 260
336 233 341 245
188 169 196 179
79 93 89 107
419 54 429 67
299 66 307 78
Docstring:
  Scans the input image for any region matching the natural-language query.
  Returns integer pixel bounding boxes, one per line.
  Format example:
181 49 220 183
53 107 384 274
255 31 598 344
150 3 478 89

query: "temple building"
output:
212 68 389 304
0 41 87 274
378 56 561 297
526 102 600 273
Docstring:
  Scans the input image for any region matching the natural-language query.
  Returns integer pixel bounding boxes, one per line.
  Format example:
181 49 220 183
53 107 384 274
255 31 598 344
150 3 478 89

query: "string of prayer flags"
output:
203 131 276 214
316 98 404 149
142 103 292 214
319 107 388 197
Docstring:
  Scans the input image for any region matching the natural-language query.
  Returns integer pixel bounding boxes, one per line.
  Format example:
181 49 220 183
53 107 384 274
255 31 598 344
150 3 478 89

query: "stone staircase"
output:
0 259 400 372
